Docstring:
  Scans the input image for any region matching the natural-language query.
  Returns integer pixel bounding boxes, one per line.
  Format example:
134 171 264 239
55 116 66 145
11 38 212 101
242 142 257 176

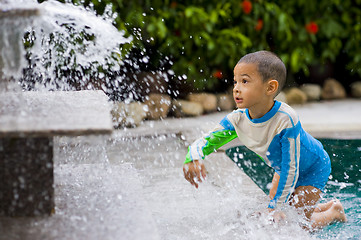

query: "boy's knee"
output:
331 200 343 212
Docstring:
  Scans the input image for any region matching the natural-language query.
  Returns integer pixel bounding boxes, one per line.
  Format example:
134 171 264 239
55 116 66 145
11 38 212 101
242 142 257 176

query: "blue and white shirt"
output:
185 100 329 209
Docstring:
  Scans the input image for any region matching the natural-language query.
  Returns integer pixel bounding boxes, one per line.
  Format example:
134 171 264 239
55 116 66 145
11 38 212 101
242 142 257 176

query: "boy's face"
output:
233 62 270 110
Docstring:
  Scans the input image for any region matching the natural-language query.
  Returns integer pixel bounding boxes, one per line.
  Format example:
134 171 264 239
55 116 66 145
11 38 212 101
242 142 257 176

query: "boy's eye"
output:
242 79 248 84
233 80 237 85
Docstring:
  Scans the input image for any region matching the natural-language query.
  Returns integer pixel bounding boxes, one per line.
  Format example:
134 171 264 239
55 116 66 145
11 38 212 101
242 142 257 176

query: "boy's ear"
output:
267 79 279 95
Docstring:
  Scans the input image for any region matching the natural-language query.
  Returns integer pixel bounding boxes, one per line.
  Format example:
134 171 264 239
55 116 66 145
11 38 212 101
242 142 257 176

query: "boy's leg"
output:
268 176 347 229
310 199 347 229
289 186 347 229
314 200 335 213
289 186 321 219
269 172 279 200
269 174 323 218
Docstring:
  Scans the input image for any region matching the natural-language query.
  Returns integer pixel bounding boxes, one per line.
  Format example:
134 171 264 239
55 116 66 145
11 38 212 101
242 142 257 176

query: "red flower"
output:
242 0 252 15
305 21 319 34
255 19 263 31
213 70 223 79
170 1 177 9
174 29 181 36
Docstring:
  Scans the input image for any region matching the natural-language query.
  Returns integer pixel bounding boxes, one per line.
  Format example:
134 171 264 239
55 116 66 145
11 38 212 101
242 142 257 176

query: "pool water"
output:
225 139 361 239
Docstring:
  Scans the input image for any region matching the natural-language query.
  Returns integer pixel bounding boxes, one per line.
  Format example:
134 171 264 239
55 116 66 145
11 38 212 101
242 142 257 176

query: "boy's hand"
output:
183 160 206 188
268 208 286 223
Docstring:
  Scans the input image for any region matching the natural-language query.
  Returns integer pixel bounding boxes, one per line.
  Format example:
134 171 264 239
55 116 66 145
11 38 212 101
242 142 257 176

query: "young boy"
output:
183 51 347 230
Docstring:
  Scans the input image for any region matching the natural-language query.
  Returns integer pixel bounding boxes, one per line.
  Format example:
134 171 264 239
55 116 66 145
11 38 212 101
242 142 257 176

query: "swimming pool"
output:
225 139 361 239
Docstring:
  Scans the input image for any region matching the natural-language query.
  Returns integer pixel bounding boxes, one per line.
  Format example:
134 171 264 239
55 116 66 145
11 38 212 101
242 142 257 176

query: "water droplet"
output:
117 194 122 200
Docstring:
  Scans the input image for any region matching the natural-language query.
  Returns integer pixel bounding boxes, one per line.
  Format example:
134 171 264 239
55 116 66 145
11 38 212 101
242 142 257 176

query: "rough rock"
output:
187 93 217 112
171 100 203 117
350 81 361 98
285 87 308 105
111 101 148 128
321 78 346 100
275 91 288 103
217 93 235 111
300 84 322 101
144 93 172 120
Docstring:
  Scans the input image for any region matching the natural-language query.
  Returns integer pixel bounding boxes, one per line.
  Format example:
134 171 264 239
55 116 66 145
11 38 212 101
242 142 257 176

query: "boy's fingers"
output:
190 169 200 188
183 165 198 188
183 165 192 180
183 165 188 178
188 173 198 188
195 167 202 183
191 161 203 182
192 179 199 188
200 163 207 179
184 169 192 182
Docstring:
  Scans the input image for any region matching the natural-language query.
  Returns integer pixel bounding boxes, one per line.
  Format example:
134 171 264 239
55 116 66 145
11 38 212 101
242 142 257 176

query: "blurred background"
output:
26 0 361 101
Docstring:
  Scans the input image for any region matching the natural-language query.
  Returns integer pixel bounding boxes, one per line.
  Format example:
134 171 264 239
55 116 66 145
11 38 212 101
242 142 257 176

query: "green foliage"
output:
44 0 361 91
110 0 361 90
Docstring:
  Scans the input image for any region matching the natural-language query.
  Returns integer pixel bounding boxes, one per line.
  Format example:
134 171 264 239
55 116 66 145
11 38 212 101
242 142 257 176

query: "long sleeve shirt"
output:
185 100 329 209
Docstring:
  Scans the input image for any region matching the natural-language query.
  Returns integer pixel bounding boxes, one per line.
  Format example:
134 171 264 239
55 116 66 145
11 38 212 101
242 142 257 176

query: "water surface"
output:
226 139 361 239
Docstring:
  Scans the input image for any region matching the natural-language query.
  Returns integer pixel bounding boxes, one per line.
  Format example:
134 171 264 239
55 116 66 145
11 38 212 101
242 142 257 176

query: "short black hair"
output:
237 51 287 94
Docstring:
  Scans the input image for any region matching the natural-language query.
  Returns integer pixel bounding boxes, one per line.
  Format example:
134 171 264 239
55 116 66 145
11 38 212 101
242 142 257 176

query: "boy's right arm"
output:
183 114 238 187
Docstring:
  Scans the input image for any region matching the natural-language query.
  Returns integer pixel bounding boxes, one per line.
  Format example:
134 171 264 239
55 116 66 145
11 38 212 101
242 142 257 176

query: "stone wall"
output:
111 74 361 128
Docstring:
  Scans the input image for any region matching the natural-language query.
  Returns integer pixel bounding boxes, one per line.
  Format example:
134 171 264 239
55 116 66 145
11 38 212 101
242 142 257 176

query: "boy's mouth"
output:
234 97 243 103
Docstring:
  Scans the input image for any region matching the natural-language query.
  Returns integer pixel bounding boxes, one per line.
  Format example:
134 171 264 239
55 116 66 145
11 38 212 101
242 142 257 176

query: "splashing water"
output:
33 0 130 88
1 0 132 93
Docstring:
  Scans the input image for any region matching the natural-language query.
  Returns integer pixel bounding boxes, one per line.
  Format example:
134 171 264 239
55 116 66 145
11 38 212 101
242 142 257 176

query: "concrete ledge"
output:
0 7 40 19
0 90 113 138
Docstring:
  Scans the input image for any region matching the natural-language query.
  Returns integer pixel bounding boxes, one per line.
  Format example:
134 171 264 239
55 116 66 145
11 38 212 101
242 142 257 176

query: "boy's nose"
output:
233 84 241 92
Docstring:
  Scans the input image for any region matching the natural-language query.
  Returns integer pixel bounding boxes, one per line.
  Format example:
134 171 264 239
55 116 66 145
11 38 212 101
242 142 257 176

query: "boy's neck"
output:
248 99 275 119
